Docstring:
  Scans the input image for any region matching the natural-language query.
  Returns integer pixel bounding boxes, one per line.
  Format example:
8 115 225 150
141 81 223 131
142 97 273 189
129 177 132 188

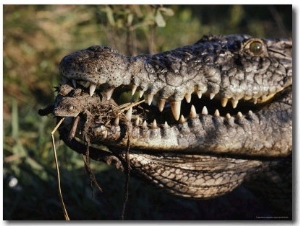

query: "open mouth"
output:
73 80 279 126
52 77 291 160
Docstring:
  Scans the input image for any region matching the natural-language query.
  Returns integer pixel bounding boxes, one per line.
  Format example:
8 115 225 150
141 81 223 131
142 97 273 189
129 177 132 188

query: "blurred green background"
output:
3 5 292 220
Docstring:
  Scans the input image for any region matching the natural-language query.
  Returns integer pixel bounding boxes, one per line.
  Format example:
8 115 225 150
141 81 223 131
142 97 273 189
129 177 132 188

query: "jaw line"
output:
58 85 291 159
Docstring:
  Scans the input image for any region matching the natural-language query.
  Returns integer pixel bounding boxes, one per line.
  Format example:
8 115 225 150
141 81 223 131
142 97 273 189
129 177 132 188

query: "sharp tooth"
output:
72 79 77 88
158 99 166 112
202 106 208 115
147 94 154 105
185 93 192 103
132 85 138 96
197 91 202 99
231 99 238 109
170 101 181 121
139 90 145 98
135 116 140 126
210 93 215 100
164 121 169 128
253 98 258 104
221 98 228 107
179 115 186 124
189 105 197 118
152 119 157 129
142 120 148 128
106 88 114 100
125 107 132 121
114 116 120 126
226 113 231 119
237 111 243 119
214 109 220 117
248 110 254 118
89 83 97 96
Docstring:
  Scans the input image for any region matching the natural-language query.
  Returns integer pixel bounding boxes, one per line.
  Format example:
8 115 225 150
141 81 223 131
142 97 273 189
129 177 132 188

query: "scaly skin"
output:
41 35 292 209
59 34 292 104
58 34 292 157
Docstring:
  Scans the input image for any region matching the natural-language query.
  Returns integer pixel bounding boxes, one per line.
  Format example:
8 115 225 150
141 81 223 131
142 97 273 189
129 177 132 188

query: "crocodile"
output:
40 34 292 216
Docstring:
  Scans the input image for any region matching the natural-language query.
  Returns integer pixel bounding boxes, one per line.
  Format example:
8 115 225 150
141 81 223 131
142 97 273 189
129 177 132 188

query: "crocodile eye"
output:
249 41 263 55
69 105 74 111
243 38 266 56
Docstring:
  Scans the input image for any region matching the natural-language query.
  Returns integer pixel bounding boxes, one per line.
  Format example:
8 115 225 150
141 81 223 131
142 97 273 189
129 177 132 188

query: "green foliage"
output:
3 5 291 220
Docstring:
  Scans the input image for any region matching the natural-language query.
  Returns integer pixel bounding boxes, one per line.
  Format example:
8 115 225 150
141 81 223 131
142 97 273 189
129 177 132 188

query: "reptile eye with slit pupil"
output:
249 41 263 55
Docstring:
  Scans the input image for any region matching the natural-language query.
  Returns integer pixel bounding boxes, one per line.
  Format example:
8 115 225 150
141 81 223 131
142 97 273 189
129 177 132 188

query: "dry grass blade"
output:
114 100 145 115
51 117 70 221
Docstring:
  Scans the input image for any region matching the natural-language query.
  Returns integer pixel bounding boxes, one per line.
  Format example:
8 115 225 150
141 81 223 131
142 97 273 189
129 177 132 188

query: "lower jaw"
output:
55 83 292 159
58 123 266 199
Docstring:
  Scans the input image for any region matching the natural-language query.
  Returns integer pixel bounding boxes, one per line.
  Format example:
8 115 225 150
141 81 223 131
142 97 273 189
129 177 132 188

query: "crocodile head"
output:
55 34 292 198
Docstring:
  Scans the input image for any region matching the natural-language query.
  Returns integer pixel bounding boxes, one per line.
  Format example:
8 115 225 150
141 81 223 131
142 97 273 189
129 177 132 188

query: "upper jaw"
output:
61 63 292 121
59 36 292 123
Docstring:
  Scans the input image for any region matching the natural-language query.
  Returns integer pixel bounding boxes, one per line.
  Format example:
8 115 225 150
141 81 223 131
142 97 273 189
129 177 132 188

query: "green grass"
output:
3 5 292 220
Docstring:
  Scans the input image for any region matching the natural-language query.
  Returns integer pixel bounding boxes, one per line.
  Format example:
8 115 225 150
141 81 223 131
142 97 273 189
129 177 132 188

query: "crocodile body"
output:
40 34 292 215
